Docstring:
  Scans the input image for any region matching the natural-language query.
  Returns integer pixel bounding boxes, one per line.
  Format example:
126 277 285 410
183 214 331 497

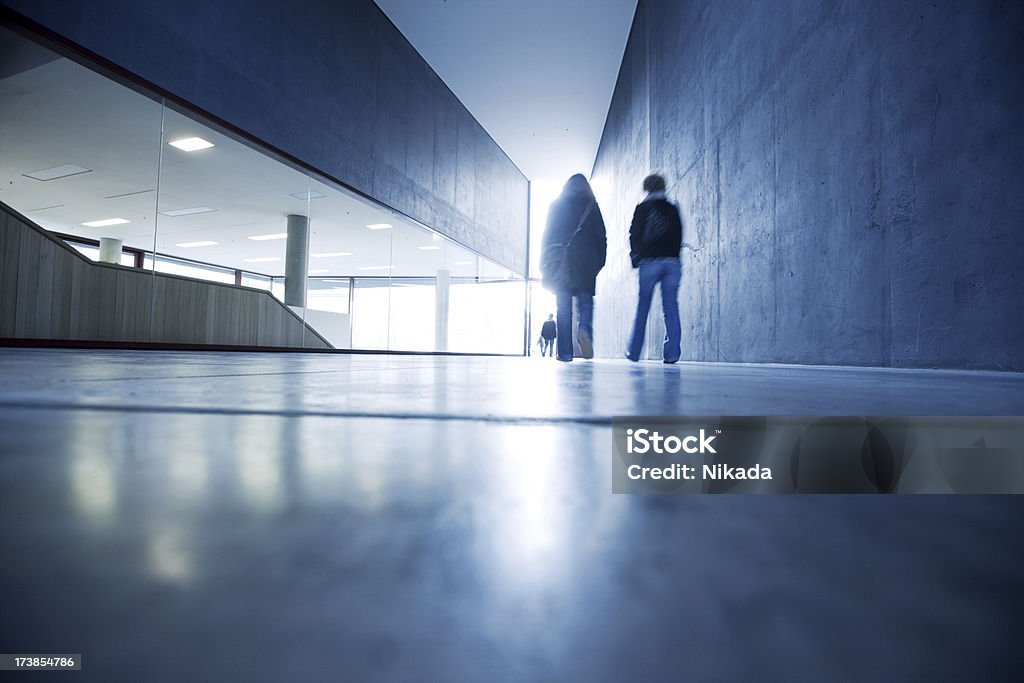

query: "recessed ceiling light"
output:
248 233 287 241
366 223 392 230
169 137 215 152
244 257 281 263
24 164 92 181
454 260 474 266
417 245 441 251
358 265 393 271
160 206 216 217
82 218 129 228
312 252 353 258
176 240 218 248
290 190 327 200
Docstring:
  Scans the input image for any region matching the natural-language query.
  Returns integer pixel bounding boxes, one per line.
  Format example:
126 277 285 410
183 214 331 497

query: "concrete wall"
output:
0 0 529 274
592 0 1024 370
0 202 331 348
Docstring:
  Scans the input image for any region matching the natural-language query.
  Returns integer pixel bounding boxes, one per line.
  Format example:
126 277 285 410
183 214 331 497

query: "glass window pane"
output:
449 280 525 354
241 273 272 292
350 279 390 349
304 178 392 350
307 279 350 315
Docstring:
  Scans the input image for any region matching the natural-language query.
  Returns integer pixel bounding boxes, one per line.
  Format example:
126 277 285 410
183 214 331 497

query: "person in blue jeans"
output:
625 174 684 363
541 174 607 362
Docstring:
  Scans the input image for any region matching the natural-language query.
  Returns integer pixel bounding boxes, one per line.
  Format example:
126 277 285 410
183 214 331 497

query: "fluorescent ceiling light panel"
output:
244 257 281 263
82 218 129 228
169 137 215 152
290 190 327 200
366 223 392 230
417 245 441 251
24 164 92 181
160 206 216 217
176 240 218 248
312 252 353 258
248 233 288 241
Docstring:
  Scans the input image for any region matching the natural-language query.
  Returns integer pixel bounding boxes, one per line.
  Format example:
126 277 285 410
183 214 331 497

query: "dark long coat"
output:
541 193 607 295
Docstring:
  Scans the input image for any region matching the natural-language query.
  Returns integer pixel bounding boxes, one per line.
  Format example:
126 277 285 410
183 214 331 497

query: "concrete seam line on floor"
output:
0 401 617 426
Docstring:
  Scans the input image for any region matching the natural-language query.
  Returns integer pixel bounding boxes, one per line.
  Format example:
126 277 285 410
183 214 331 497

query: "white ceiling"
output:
374 0 638 184
0 30 513 280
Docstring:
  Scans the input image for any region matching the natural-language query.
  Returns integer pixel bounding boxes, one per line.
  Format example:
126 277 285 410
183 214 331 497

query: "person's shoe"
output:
578 330 594 359
556 355 573 362
663 358 679 364
624 351 639 362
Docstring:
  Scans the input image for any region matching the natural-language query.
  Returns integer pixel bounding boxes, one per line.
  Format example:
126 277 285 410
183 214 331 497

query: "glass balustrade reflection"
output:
0 24 528 353
152 104 313 346
0 25 163 342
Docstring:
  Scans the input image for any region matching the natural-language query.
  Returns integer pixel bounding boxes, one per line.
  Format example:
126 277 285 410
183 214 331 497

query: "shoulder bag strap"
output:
567 201 595 248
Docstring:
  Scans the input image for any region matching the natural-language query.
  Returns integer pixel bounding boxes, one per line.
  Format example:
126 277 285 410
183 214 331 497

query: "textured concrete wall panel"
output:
593 0 1023 370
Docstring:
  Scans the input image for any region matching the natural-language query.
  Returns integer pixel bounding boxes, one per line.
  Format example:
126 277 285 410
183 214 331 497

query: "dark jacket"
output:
629 196 683 267
541 194 607 295
540 320 557 340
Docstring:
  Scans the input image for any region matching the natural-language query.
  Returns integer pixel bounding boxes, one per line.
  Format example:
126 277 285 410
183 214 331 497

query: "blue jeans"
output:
556 291 593 360
626 258 681 362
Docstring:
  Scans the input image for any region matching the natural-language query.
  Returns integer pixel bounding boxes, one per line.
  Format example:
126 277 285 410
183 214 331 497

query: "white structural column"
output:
434 268 450 351
98 238 122 264
285 214 309 308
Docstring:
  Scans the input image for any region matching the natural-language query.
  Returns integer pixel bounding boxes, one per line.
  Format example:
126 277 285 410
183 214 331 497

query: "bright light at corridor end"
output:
169 137 215 152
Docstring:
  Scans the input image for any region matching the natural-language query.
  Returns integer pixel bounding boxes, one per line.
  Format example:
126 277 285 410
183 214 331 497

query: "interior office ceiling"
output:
374 0 638 184
0 27 510 280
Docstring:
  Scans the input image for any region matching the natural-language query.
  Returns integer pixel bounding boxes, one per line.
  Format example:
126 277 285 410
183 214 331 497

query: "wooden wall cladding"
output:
0 203 331 349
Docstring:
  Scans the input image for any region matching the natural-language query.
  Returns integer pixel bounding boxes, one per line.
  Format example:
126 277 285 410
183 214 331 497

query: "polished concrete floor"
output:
0 349 1022 681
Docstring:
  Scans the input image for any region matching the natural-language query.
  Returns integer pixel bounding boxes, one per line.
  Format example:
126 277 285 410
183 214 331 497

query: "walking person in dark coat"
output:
625 174 684 363
538 314 557 357
541 174 607 362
